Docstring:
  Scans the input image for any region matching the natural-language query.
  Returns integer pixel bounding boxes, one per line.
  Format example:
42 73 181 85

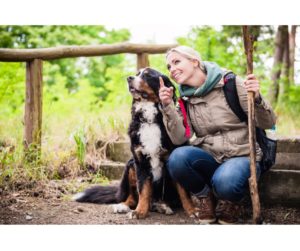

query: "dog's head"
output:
127 67 176 103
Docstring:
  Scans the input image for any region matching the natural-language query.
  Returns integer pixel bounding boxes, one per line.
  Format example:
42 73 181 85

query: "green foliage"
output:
177 26 244 74
0 25 130 95
0 62 25 115
73 128 86 167
89 171 110 185
0 146 16 183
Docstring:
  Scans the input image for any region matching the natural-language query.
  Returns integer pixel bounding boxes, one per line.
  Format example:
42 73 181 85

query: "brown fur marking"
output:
134 146 143 162
140 81 160 103
124 167 138 209
175 182 198 216
133 178 152 219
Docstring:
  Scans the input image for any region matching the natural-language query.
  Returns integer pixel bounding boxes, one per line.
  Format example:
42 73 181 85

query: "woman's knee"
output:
211 159 250 201
212 176 244 201
167 146 192 178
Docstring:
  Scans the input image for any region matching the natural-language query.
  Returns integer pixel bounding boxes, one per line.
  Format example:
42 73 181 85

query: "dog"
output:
74 68 199 219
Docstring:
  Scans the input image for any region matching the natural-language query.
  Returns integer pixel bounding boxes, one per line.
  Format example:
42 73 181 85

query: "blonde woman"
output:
159 45 276 224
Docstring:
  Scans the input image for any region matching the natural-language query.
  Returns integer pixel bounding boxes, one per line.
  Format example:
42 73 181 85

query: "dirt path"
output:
1 180 299 225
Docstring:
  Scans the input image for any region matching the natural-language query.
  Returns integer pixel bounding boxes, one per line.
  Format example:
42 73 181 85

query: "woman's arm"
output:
160 102 192 145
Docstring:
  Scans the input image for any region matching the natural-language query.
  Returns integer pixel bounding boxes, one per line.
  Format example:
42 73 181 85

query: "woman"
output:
159 45 276 224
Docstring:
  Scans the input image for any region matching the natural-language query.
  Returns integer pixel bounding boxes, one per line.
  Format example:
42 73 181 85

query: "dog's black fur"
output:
74 68 197 218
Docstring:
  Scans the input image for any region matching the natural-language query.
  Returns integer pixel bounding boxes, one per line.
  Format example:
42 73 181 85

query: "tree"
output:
281 26 290 101
289 26 297 85
268 25 298 106
268 25 288 106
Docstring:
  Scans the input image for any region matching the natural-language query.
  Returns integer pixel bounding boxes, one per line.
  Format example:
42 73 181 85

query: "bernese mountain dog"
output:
74 68 199 219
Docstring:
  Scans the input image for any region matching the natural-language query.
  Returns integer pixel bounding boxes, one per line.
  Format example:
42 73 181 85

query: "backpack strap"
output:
223 72 248 123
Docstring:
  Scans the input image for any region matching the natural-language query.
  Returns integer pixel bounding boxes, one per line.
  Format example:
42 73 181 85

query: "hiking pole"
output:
242 26 261 224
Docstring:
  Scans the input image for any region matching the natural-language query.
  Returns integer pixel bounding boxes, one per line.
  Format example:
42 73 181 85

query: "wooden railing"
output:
0 42 176 158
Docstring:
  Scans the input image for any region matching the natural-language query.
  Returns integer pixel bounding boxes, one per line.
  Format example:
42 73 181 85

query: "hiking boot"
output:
216 200 244 225
192 192 216 224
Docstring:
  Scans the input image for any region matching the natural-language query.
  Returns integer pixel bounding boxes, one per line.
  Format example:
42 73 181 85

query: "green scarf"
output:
179 61 223 97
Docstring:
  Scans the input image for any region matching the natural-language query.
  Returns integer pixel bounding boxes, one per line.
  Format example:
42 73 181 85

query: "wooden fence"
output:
0 42 176 158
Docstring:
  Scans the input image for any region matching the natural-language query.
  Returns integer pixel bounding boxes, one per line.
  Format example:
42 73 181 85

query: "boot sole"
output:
198 218 216 224
218 219 237 225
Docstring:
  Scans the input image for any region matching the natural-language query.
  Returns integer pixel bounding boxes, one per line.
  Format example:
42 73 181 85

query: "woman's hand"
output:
244 74 260 99
159 77 174 106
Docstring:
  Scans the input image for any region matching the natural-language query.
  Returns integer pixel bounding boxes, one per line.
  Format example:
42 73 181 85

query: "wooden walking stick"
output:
242 26 261 224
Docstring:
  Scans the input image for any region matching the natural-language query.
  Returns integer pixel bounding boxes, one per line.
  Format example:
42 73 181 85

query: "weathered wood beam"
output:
137 53 149 70
24 59 43 160
0 43 177 62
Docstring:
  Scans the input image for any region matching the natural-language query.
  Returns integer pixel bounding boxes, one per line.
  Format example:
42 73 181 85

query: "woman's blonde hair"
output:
166 45 205 71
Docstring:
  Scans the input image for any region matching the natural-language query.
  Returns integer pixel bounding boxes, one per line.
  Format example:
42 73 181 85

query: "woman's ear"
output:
192 59 200 68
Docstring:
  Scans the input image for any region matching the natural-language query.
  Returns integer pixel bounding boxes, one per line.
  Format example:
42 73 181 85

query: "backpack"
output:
179 72 277 174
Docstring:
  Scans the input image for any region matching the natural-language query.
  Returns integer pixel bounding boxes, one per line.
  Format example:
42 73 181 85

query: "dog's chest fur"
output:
130 101 165 181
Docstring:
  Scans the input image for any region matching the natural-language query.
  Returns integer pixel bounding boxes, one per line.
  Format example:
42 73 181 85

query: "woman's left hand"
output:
244 74 260 99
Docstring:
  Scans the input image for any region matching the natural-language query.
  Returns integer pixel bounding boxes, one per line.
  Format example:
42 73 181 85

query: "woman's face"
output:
166 51 198 85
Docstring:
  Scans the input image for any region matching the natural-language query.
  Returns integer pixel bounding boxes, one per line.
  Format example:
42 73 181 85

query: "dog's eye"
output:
141 92 149 98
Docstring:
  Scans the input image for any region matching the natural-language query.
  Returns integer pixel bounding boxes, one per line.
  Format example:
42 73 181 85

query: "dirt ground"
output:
1 179 299 225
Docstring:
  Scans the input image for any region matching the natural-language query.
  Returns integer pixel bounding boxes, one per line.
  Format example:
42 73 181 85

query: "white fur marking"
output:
112 203 131 214
134 101 158 123
135 101 163 181
151 202 174 215
72 192 85 201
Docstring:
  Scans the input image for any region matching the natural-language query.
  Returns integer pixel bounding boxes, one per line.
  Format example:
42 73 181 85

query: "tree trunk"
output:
289 25 297 85
281 26 290 101
268 25 287 106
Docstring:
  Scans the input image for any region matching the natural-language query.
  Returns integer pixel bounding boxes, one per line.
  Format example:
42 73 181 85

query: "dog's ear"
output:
161 75 177 103
161 75 173 88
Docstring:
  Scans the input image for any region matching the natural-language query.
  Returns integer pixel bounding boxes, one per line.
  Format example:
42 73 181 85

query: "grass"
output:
274 99 300 137
0 104 130 189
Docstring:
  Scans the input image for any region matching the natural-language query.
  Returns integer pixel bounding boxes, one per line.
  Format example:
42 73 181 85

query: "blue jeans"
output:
167 146 261 202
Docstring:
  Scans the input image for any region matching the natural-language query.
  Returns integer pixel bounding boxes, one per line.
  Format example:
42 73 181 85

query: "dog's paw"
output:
151 202 174 215
112 203 131 214
164 207 174 215
127 211 135 219
127 210 147 219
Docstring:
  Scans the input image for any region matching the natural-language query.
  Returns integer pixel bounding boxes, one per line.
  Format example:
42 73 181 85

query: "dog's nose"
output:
127 76 134 82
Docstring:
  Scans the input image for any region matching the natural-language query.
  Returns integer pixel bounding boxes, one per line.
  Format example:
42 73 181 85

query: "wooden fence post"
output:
137 53 149 70
24 59 43 160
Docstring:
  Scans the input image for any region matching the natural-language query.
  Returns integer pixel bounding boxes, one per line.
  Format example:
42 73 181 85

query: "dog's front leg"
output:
113 166 138 214
129 178 152 219
175 182 200 218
